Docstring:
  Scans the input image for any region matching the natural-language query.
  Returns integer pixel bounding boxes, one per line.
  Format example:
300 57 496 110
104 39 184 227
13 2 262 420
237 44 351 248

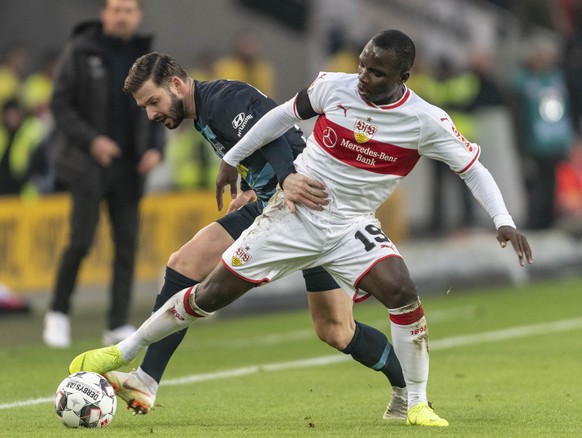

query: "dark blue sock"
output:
341 320 406 388
140 267 197 383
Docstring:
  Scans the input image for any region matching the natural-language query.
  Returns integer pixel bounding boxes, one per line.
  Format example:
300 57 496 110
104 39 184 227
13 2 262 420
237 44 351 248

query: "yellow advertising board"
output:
0 192 222 292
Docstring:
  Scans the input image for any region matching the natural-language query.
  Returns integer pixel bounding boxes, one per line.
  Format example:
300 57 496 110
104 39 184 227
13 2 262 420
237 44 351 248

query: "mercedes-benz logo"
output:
322 127 337 148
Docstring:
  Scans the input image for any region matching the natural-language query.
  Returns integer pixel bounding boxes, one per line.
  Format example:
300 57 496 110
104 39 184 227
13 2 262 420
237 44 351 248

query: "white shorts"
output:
221 189 402 301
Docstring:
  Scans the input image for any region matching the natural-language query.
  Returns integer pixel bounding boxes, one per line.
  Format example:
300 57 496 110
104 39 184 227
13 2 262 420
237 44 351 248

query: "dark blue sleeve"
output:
240 178 251 191
211 83 297 185
258 135 297 185
240 89 297 185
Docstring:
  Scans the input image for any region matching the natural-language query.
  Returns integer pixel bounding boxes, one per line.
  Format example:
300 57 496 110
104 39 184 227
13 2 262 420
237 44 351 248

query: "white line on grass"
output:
2 316 582 410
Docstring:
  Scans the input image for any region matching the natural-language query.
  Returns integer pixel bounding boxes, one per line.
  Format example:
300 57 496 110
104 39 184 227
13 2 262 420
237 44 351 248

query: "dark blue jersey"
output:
193 80 306 205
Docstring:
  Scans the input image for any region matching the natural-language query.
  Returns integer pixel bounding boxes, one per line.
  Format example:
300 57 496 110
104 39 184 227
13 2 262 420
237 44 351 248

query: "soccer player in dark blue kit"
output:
75 52 408 419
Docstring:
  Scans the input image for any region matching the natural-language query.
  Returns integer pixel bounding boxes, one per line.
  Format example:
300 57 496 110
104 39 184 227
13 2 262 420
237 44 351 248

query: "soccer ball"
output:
54 371 117 428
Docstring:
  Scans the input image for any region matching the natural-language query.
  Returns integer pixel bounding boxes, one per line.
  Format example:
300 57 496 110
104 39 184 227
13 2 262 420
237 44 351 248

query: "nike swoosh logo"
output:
122 380 151 396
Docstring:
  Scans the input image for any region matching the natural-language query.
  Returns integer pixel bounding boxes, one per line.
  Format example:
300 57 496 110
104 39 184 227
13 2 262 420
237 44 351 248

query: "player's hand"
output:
90 135 122 167
216 161 239 211
282 173 329 214
496 225 534 267
227 190 257 214
137 149 162 175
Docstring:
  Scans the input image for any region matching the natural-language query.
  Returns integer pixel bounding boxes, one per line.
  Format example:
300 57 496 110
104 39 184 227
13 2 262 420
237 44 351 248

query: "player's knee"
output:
167 249 195 277
314 321 353 350
320 332 349 350
380 273 417 308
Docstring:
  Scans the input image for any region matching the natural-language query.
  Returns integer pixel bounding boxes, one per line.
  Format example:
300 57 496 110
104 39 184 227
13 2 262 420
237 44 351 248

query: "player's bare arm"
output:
496 225 534 267
282 173 329 214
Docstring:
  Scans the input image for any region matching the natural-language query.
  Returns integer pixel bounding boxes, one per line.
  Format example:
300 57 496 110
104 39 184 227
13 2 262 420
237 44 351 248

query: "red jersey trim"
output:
292 95 300 119
221 259 270 284
456 145 481 174
365 87 411 110
352 292 372 303
352 254 403 303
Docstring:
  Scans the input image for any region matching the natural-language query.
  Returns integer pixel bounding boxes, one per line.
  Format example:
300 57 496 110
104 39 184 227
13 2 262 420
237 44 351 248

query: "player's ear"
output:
400 71 410 83
170 76 185 94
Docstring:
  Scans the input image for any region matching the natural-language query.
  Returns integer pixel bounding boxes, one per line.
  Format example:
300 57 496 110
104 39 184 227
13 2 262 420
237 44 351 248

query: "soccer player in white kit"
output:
69 30 533 427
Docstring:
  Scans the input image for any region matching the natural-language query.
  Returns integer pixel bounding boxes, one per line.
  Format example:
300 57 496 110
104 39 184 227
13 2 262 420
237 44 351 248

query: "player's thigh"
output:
307 289 355 349
357 256 417 309
196 262 256 312
308 288 353 324
168 222 234 281
223 195 323 284
322 218 404 302
168 202 262 281
303 266 348 325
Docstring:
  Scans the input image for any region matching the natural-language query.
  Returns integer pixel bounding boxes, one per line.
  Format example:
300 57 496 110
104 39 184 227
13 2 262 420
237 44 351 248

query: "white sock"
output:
118 285 213 361
389 299 429 408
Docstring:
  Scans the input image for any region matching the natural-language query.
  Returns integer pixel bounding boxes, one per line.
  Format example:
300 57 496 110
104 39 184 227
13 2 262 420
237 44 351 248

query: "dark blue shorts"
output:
216 201 340 292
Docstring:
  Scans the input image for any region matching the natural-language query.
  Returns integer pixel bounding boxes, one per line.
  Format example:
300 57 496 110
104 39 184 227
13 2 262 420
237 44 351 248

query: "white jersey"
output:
293 71 480 220
220 71 514 298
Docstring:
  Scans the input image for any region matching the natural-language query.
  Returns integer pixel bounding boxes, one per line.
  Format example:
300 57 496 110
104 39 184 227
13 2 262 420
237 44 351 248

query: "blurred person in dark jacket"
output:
43 0 165 348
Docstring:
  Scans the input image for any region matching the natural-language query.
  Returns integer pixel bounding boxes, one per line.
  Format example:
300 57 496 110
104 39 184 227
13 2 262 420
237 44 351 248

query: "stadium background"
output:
0 0 581 307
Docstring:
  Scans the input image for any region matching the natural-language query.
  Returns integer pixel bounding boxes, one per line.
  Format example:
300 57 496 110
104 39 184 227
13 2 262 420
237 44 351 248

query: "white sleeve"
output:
222 98 300 166
460 161 516 229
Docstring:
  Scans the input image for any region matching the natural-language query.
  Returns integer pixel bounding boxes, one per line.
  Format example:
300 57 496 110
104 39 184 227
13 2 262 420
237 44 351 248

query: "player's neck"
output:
184 79 197 119
373 85 405 106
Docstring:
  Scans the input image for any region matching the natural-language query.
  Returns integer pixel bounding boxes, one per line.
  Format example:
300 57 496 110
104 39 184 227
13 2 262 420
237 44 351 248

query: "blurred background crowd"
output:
2 0 582 231
2 0 582 233
1 0 582 318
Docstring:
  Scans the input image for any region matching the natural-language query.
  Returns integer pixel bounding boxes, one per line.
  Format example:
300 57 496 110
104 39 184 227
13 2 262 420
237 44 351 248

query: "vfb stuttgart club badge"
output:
354 118 378 143
232 246 252 266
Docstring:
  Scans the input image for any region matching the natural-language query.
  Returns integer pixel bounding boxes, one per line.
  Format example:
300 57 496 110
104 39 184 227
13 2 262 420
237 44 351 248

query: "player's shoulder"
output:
405 88 449 121
404 89 461 140
309 71 356 88
198 80 271 114
197 79 249 101
307 72 357 106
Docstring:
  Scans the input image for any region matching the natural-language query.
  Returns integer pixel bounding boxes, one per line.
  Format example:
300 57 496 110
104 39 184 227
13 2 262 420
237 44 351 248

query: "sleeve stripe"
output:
456 145 481 174
292 95 300 119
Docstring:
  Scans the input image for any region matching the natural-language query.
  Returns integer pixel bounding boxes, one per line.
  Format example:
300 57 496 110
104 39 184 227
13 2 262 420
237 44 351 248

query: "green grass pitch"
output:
1 277 581 437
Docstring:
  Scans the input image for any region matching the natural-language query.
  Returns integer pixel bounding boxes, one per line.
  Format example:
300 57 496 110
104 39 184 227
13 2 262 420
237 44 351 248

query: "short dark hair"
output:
124 52 188 94
371 30 415 74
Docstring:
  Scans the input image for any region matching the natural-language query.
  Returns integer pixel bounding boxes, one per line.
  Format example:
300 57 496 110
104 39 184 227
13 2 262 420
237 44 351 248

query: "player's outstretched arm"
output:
282 173 329 214
496 225 534 267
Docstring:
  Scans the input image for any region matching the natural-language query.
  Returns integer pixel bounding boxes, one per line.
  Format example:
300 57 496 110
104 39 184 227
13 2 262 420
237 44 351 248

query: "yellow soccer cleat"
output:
406 402 449 427
68 345 131 375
